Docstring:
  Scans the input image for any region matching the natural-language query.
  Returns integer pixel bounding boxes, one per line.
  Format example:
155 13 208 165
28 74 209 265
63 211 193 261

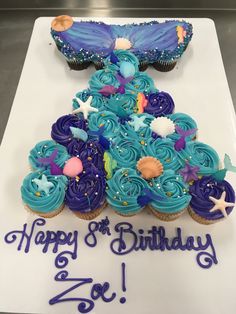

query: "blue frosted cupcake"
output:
106 168 149 216
21 171 68 218
149 170 191 221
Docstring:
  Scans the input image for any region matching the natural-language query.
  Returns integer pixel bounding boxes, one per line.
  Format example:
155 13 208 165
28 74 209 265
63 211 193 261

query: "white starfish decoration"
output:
209 191 235 218
33 174 54 195
129 116 147 132
72 96 98 120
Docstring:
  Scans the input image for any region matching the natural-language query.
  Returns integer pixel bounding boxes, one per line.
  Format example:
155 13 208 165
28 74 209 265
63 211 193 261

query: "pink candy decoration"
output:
63 157 83 177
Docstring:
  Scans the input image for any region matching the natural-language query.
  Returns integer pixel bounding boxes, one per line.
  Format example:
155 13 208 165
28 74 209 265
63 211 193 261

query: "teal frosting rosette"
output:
120 113 154 141
167 112 197 141
103 50 140 72
106 168 149 215
73 89 106 110
142 138 182 171
126 72 157 94
177 141 220 175
109 135 142 169
89 69 119 91
29 140 70 172
21 171 68 216
103 92 138 116
149 170 191 216
88 110 120 140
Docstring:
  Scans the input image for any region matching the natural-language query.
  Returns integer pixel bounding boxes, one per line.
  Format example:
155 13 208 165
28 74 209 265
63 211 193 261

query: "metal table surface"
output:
0 9 235 145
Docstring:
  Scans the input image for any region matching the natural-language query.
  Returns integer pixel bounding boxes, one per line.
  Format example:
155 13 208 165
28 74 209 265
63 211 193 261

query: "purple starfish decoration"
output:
174 125 197 151
179 162 200 182
37 149 63 175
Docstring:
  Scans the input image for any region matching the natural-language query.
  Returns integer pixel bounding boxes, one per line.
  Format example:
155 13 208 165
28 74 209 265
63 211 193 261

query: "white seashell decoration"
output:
150 117 175 138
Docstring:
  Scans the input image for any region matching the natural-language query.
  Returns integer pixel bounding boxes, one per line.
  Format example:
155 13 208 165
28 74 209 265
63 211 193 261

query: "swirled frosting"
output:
76 140 105 171
29 140 70 171
104 92 137 116
89 69 119 92
109 135 142 169
142 138 182 171
104 50 139 72
120 113 154 141
189 176 235 220
88 110 120 140
144 91 175 117
65 168 106 213
168 112 197 141
150 170 191 213
126 72 156 94
106 168 149 215
178 141 220 175
51 114 88 150
73 89 106 110
21 171 68 213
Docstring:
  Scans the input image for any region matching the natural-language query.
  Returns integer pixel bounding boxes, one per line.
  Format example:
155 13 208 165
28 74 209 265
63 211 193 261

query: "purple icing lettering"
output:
4 218 78 269
120 262 127 304
84 217 111 248
110 222 218 269
91 282 116 302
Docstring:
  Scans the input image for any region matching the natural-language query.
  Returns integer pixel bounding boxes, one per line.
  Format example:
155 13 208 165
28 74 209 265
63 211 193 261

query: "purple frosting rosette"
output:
51 114 88 155
65 168 106 213
76 140 105 172
144 91 175 117
189 176 235 222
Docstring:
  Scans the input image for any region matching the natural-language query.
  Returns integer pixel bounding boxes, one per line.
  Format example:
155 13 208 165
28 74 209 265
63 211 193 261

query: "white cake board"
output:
0 17 236 314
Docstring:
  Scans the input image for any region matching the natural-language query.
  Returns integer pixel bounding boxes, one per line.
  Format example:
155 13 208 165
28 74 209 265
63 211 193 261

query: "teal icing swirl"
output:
109 135 142 169
89 69 119 91
103 50 140 72
120 113 154 141
73 89 106 110
29 140 70 171
21 171 68 214
126 72 157 94
177 141 220 175
167 112 197 141
150 170 191 214
142 138 182 171
104 92 138 116
106 168 149 215
88 110 120 140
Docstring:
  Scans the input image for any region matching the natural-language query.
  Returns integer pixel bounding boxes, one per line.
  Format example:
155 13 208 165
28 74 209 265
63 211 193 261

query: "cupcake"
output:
144 91 175 117
188 175 235 224
126 72 157 94
21 171 68 218
177 141 220 176
65 168 106 220
73 89 106 111
76 140 105 171
51 114 88 156
148 170 191 221
106 168 149 216
167 112 197 141
29 140 70 173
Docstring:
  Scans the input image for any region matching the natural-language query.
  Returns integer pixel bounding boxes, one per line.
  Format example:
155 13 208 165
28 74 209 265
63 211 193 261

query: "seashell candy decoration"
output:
150 116 175 138
137 156 163 180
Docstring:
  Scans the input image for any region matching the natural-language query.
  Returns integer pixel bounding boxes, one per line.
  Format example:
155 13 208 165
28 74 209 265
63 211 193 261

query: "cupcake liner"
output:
188 206 221 225
113 206 144 217
25 203 65 218
67 60 91 71
94 62 105 70
72 201 107 220
139 62 149 72
148 205 185 221
152 60 177 72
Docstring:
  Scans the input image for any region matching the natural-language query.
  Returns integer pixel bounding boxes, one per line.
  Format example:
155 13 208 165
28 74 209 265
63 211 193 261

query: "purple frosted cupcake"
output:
51 114 88 156
65 168 106 220
144 91 175 117
188 175 235 224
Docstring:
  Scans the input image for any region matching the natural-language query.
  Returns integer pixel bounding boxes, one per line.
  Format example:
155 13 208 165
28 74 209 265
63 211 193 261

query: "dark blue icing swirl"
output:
76 140 105 171
189 176 235 220
65 169 106 213
51 115 88 152
144 91 175 117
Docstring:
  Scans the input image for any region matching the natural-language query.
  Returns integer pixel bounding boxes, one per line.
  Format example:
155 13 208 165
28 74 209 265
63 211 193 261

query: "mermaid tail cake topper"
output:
212 154 236 181
174 125 197 151
37 149 63 175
